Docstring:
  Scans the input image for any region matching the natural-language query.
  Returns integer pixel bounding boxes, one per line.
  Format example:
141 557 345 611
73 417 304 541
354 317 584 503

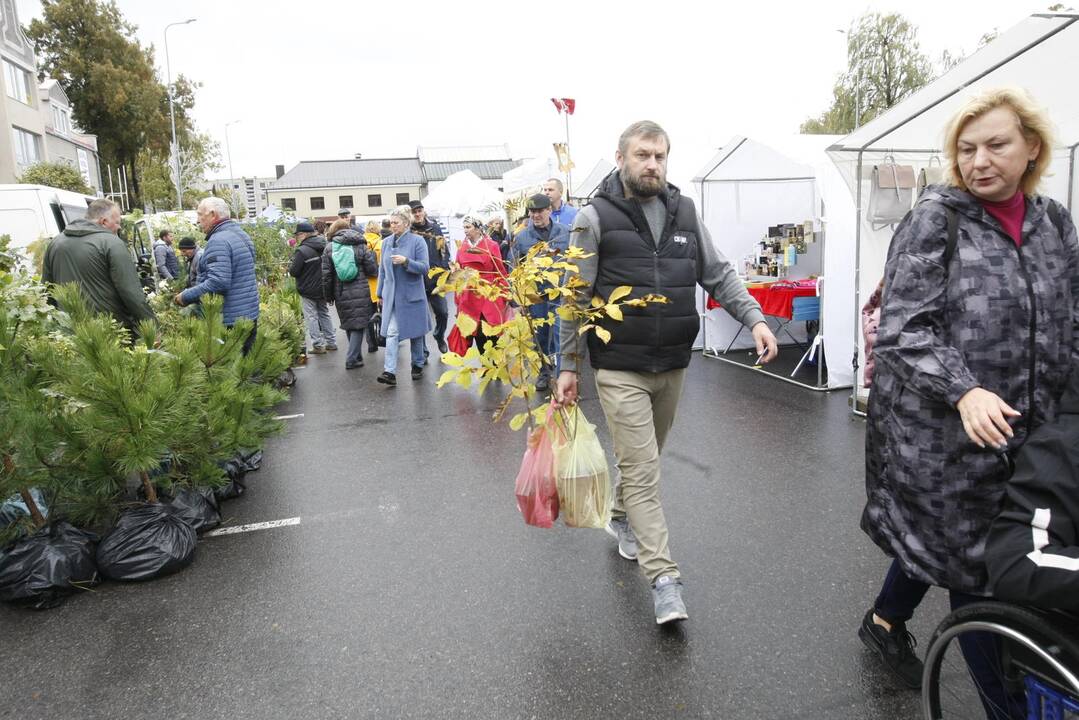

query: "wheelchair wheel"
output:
922 601 1079 719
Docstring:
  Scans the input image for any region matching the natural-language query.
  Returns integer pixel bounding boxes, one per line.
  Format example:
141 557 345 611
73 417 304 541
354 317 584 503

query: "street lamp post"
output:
224 119 241 215
837 28 862 130
165 18 196 211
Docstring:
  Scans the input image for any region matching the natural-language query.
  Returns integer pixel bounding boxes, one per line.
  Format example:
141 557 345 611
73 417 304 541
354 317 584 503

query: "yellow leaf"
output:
441 352 464 367
437 369 458 387
456 371 473 388
509 411 529 431
605 304 623 321
556 305 576 321
455 313 478 337
595 326 612 344
578 324 594 336
608 286 632 303
481 320 499 337
590 296 605 308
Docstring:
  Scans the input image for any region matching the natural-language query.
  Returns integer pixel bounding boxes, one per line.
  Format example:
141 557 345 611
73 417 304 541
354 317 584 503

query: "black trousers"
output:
428 293 448 342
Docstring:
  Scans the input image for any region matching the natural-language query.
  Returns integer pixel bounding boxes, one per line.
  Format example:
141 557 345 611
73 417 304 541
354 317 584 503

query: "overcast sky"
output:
14 0 1055 194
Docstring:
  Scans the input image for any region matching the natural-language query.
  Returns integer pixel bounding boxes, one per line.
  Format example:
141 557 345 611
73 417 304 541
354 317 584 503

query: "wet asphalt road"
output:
0 338 952 720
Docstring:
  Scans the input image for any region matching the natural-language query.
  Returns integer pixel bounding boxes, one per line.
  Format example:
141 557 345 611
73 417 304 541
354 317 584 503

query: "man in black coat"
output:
289 221 337 353
986 369 1079 611
409 199 450 354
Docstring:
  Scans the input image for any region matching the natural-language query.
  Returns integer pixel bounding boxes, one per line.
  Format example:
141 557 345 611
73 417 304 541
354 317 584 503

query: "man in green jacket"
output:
42 198 155 332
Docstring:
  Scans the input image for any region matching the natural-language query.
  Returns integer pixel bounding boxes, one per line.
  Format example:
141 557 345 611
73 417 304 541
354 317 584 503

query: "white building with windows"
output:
0 0 101 190
207 175 275 219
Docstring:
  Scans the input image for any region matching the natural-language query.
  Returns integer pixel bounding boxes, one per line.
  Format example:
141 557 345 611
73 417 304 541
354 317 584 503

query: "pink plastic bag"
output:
514 423 560 528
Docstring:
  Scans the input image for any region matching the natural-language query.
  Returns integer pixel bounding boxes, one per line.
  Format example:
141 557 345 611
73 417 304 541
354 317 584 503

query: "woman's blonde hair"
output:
365 220 380 234
326 218 351 240
943 86 1055 196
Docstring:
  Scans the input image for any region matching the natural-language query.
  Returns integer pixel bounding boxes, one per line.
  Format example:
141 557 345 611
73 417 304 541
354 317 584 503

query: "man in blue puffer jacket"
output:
174 196 260 353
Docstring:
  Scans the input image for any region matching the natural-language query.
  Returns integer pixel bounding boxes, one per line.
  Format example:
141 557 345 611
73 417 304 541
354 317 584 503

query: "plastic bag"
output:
0 522 99 609
0 487 48 528
167 488 221 533
514 422 560 528
96 503 197 582
213 458 247 501
552 406 612 529
237 448 263 473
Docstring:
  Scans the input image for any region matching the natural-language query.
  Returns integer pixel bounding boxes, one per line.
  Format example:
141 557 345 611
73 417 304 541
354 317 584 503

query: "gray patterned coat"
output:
864 185 1079 594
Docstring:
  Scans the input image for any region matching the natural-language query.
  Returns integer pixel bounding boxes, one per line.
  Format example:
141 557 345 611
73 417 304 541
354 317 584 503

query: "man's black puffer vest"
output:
586 172 700 373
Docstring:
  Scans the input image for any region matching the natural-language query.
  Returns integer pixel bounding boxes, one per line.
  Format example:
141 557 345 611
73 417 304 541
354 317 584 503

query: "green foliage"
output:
431 242 667 432
801 12 935 134
244 220 295 288
17 161 92 194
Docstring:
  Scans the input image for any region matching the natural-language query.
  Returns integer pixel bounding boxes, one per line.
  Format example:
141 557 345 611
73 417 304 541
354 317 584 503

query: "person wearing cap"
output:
551 120 777 625
509 192 571 392
177 236 203 289
409 199 451 355
543 178 578 228
338 208 352 227
289 221 337 354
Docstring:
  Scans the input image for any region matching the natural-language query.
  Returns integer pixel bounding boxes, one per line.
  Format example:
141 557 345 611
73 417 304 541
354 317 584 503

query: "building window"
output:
281 198 296 211
11 127 40 167
368 193 382 208
338 195 353 209
4 60 32 104
52 105 70 135
310 196 325 210
396 192 410 205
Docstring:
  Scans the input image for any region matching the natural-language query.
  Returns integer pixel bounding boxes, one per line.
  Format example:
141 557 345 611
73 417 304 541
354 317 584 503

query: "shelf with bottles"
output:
740 220 816 278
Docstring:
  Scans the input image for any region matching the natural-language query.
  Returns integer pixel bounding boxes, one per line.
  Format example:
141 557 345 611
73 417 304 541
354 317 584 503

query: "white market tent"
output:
418 169 505 246
502 156 558 196
694 134 856 389
826 12 1079 410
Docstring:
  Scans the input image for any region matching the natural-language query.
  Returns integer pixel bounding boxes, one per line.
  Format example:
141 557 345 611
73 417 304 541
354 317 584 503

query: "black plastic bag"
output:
0 522 99 609
213 458 247 501
96 504 197 582
274 368 296 389
237 448 263 473
368 313 386 348
166 488 221 533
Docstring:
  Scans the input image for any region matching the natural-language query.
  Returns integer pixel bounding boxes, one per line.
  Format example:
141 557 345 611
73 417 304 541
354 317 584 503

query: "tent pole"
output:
852 151 866 417
1068 142 1078 211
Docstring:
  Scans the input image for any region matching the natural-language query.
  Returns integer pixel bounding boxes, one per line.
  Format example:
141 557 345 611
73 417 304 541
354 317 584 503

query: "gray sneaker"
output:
605 517 638 560
652 576 688 625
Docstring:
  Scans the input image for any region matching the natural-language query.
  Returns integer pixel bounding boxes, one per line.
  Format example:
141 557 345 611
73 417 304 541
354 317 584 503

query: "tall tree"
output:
24 0 197 207
801 12 934 134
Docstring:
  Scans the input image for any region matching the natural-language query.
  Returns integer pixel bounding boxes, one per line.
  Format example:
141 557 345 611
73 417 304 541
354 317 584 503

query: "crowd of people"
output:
38 89 1079 718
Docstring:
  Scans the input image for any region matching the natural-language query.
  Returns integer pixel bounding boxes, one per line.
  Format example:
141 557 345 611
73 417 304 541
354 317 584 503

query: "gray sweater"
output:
558 202 765 373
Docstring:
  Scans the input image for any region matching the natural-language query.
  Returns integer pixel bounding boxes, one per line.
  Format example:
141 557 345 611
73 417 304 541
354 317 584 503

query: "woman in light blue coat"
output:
375 205 432 386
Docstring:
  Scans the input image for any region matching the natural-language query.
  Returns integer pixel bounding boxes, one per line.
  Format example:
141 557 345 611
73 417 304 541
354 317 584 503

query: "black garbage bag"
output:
0 522 99 609
274 368 296 389
0 488 48 528
166 488 221 533
96 504 197 582
213 458 247 501
237 448 263 473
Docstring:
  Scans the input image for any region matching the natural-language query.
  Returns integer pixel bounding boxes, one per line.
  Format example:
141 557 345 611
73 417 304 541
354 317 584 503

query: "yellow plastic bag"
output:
552 406 611 529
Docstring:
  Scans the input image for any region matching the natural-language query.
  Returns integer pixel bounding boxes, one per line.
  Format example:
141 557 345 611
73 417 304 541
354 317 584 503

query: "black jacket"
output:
587 173 701 373
986 369 1079 611
412 218 450 294
321 230 378 331
288 234 327 300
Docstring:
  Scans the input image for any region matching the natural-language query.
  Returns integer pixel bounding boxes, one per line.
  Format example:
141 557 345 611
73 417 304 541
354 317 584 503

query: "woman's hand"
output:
391 254 407 265
956 387 1021 449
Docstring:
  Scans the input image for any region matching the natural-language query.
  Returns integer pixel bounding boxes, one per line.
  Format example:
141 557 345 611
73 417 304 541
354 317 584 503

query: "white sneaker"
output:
652 576 688 625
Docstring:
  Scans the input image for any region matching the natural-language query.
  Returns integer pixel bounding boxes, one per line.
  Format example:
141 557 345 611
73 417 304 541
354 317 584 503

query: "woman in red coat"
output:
452 216 509 351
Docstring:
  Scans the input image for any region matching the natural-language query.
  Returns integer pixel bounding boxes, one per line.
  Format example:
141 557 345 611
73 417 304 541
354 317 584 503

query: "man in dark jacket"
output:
289 221 336 354
409 199 450 354
175 197 260 355
42 198 155 334
553 121 776 625
511 193 571 391
178 236 202 289
153 230 181 281
986 369 1079 611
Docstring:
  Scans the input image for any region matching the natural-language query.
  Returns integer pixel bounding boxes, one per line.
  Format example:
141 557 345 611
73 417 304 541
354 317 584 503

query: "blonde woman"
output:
860 88 1078 714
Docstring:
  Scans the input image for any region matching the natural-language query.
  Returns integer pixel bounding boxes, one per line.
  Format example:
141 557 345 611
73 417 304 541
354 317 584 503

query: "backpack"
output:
332 241 358 282
943 200 1065 268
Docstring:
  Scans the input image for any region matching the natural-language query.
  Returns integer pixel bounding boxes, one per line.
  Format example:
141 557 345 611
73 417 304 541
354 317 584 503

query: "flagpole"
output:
564 110 572 199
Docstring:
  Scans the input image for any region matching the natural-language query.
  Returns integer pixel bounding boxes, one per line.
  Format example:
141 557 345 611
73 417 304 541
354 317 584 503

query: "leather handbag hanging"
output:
917 155 945 197
867 155 915 229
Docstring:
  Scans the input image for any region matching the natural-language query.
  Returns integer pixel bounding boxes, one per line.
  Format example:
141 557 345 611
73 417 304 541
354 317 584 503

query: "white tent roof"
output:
695 137 817 183
502 156 558 196
418 169 504 218
571 159 615 199
828 13 1079 206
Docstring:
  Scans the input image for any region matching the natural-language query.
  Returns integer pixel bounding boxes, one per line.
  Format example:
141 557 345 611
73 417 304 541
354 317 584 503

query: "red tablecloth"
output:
706 281 817 320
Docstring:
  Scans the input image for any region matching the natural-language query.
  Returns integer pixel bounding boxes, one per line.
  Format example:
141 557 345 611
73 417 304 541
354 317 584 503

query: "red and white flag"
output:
551 98 576 115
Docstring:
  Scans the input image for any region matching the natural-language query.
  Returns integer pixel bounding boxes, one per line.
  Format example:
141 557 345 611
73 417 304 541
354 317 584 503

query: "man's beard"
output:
623 168 664 198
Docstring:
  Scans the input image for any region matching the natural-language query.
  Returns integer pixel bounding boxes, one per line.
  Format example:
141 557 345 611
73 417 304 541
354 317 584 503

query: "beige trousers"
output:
594 367 686 583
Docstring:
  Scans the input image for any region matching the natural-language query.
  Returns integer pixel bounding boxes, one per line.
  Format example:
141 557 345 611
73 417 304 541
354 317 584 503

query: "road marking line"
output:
274 413 305 420
205 517 301 537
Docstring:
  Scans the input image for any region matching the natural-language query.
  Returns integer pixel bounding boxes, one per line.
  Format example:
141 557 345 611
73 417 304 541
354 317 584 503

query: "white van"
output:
0 183 98 253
